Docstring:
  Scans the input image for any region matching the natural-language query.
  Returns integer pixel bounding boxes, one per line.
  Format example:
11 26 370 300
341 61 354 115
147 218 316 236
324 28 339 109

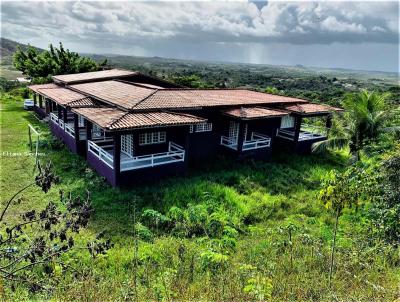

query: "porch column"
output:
113 133 121 186
74 114 79 143
293 116 302 143
33 93 37 106
86 120 92 142
57 104 62 119
39 95 43 109
63 108 67 123
45 99 50 115
237 122 246 153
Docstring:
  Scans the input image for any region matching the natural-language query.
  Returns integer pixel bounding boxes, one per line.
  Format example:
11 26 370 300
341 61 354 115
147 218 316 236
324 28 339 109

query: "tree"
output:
368 149 400 245
13 42 99 80
264 86 280 95
319 165 367 286
0 162 112 292
313 90 399 160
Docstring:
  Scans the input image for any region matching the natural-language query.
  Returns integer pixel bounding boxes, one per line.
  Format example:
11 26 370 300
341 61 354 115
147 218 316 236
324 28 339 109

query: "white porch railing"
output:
242 132 271 151
50 112 58 124
64 123 75 138
276 127 327 141
120 141 185 172
220 136 238 150
88 139 114 169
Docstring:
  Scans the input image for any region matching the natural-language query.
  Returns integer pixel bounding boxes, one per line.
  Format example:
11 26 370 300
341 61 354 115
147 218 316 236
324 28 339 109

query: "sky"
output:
1 1 399 73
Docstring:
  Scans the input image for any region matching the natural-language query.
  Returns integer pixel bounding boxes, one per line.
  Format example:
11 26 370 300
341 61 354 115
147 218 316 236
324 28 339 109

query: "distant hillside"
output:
0 38 43 65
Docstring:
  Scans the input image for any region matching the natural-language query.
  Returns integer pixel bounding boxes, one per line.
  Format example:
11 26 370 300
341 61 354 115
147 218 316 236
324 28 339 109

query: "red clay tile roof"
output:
29 83 59 93
70 81 307 111
68 98 97 108
70 81 155 109
72 107 206 130
284 103 343 115
33 87 89 106
223 107 289 120
53 69 137 84
133 89 308 110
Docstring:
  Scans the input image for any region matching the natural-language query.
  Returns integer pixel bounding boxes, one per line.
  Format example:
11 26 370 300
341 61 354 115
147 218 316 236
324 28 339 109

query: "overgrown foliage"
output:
313 90 400 160
0 162 112 293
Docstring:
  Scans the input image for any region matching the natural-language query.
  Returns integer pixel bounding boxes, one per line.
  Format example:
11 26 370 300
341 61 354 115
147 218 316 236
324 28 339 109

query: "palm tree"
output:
312 90 399 161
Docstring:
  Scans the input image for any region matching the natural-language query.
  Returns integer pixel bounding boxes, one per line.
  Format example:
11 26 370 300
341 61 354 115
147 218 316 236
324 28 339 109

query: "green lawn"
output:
1 95 398 301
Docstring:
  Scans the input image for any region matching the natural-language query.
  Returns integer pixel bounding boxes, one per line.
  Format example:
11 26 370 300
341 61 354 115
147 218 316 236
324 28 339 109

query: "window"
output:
229 121 239 140
139 131 166 145
195 122 212 132
189 125 194 133
121 134 134 157
78 115 85 127
280 116 295 129
92 124 104 139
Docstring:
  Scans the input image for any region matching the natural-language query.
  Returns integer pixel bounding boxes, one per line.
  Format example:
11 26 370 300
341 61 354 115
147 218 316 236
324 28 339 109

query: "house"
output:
29 69 342 186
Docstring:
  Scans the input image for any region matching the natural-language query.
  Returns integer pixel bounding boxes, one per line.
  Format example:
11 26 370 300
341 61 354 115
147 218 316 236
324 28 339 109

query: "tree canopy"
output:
13 42 105 80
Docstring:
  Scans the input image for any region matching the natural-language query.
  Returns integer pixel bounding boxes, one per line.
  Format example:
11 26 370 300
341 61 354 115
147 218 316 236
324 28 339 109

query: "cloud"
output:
1 1 398 46
1 1 398 72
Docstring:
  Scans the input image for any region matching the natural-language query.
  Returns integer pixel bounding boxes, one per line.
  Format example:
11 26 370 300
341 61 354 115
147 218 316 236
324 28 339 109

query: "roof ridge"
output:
108 111 131 129
130 89 160 110
161 110 206 121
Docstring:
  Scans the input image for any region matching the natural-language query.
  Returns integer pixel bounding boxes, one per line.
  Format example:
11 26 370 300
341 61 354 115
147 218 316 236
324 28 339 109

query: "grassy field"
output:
1 95 399 301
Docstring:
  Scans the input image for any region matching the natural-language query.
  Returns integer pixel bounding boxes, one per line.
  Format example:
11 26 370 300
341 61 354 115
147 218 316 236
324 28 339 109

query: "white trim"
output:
139 131 166 145
220 135 238 150
120 141 185 171
64 123 75 138
195 122 212 132
88 140 114 169
242 132 271 151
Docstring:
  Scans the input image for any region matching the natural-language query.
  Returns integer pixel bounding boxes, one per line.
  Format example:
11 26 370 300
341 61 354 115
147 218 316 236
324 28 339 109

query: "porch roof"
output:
52 69 137 84
72 107 207 131
283 103 343 115
31 86 96 108
29 83 59 93
223 107 288 120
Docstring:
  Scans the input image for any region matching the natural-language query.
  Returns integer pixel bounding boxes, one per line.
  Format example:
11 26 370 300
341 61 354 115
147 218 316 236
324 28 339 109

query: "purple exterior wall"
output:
49 121 77 153
87 151 116 186
33 106 46 119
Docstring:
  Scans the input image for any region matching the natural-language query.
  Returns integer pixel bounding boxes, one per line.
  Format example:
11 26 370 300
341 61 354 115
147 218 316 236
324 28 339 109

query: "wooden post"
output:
86 120 92 142
28 126 32 151
39 95 43 109
293 116 302 143
57 104 62 119
45 98 50 114
33 93 37 107
63 108 68 123
113 133 121 186
74 113 79 142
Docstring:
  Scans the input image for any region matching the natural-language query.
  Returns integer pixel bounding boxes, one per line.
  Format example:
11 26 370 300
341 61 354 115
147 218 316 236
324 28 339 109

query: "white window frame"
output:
139 131 166 145
78 115 85 127
281 116 295 129
195 122 212 133
121 134 134 158
189 125 194 133
229 121 239 141
92 124 104 139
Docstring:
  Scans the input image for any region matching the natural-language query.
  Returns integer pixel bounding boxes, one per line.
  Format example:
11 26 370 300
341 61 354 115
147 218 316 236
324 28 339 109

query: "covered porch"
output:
220 107 286 157
73 107 206 186
275 103 343 154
